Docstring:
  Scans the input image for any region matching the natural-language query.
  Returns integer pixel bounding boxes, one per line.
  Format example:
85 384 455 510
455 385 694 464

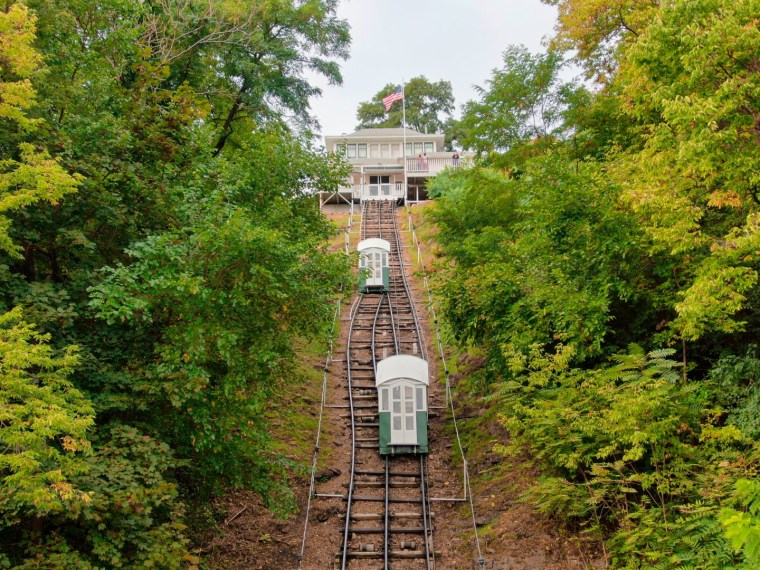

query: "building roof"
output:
349 127 426 137
326 127 444 141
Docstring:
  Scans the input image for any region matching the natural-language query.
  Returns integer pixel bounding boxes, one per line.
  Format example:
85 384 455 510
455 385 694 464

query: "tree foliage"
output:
427 0 760 566
0 3 80 257
541 0 660 82
721 478 760 568
88 129 351 490
355 75 455 141
0 0 352 565
0 307 93 523
458 46 574 159
614 0 760 342
429 154 650 367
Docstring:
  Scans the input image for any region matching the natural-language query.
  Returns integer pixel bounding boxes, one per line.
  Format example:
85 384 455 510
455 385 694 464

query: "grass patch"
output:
265 337 329 464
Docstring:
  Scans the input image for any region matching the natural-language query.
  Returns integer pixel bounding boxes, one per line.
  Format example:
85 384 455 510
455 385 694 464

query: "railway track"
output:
337 200 435 569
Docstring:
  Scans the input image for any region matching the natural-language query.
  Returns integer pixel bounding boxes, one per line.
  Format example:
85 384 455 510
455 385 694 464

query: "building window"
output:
370 144 379 158
381 144 390 158
405 143 412 156
337 143 346 155
369 175 390 185
424 142 434 153
358 144 367 158
413 142 423 155
347 144 357 158
405 385 414 430
391 143 401 158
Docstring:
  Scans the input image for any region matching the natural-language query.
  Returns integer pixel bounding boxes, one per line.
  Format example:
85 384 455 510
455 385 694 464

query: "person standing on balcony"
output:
417 153 424 171
452 151 460 167
422 151 429 171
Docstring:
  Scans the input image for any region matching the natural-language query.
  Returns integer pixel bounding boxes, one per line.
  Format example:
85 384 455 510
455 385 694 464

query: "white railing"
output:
354 182 405 201
405 157 463 175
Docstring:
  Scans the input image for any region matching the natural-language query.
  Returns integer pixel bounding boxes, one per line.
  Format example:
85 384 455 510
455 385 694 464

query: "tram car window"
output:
357 238 390 293
375 355 428 455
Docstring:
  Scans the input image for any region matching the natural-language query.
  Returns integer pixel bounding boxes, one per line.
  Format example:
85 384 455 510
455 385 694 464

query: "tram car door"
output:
357 238 390 293
375 355 429 455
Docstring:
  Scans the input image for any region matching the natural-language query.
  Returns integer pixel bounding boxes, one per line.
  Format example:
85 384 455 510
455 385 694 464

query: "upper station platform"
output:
320 127 467 205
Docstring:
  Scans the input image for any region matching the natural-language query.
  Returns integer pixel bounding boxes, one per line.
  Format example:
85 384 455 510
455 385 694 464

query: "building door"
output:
362 250 385 287
391 382 417 445
369 175 390 197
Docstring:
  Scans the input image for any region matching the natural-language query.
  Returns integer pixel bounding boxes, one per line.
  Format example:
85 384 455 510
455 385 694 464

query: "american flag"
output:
382 87 403 111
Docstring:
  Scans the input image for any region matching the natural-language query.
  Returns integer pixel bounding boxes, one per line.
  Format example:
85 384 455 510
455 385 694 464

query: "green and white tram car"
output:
376 355 429 455
357 238 390 293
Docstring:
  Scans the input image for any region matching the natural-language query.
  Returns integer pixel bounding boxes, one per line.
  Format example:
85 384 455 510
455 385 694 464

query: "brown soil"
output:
201 204 609 569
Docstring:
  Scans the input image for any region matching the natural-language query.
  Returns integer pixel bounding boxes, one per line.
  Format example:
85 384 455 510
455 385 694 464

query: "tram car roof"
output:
375 354 429 388
357 238 391 252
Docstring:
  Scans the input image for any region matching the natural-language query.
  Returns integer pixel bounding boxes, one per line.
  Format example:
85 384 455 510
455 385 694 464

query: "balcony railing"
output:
405 156 464 175
342 157 469 202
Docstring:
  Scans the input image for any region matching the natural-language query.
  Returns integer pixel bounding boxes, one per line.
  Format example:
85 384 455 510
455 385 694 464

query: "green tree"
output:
721 478 760 568
426 1 760 566
89 128 351 492
0 3 80 257
356 75 454 140
613 0 760 342
541 0 660 82
429 152 653 368
141 0 351 150
0 0 353 564
458 46 575 164
500 343 745 568
0 307 93 531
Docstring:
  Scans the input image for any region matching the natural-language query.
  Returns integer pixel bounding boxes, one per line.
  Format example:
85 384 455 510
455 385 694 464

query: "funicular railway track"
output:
338 200 435 569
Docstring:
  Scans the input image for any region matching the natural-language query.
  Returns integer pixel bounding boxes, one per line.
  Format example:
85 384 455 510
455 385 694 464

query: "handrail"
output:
406 156 465 175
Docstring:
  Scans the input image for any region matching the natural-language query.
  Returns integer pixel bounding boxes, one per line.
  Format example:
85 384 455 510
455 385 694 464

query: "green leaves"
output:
356 76 455 139
0 5 80 257
0 144 82 257
87 126 351 491
0 307 93 521
495 343 752 566
425 0 760 567
0 0 352 564
0 3 41 130
614 0 760 341
720 479 760 568
429 153 649 368
458 46 575 160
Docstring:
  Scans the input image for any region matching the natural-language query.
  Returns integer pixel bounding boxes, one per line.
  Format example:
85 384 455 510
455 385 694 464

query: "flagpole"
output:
402 79 407 204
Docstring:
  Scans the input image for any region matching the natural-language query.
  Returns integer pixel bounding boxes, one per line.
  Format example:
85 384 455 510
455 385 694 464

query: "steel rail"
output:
370 293 386 377
386 288 400 357
338 200 432 568
389 203 432 567
339 292 359 570
390 203 427 360
361 201 367 241
420 455 433 569
368 201 402 359
340 292 384 569
384 455 390 569
339 292 372 568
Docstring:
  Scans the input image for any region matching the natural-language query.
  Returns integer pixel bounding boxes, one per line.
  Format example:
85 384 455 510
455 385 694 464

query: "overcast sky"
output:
308 0 559 141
